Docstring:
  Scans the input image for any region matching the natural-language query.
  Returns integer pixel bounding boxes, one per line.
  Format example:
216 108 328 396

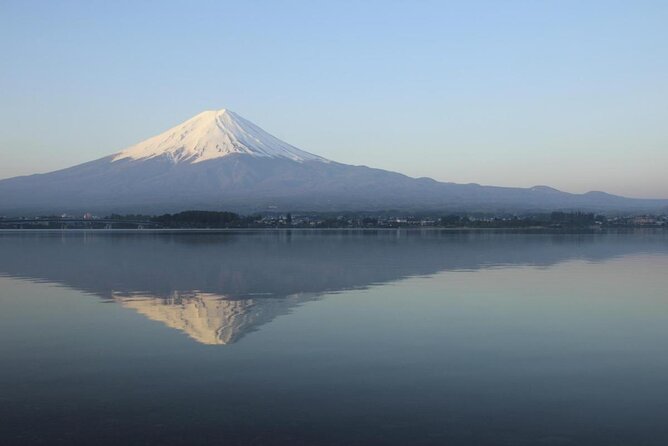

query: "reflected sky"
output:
1 231 668 445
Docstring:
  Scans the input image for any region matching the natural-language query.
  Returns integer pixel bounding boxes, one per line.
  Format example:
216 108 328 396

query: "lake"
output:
1 230 667 445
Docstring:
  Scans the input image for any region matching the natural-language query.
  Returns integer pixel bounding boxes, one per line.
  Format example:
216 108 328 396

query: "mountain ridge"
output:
0 109 666 215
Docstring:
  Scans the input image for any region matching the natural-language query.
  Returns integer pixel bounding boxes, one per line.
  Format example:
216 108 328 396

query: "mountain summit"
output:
0 109 666 214
113 109 327 164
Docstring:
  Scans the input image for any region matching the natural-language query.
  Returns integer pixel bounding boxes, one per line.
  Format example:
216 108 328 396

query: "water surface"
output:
1 231 667 445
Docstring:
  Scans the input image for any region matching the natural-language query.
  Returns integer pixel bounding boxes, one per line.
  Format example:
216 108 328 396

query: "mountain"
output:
113 109 326 164
0 108 666 214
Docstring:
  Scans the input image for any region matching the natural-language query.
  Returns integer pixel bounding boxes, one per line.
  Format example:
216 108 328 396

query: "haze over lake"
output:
1 230 668 445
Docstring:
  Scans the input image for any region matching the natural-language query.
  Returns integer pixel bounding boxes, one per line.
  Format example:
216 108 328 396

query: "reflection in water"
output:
114 291 318 345
1 230 667 344
3 230 668 446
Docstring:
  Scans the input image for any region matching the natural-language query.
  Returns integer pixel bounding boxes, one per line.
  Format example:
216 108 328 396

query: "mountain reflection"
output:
113 291 319 345
0 230 666 344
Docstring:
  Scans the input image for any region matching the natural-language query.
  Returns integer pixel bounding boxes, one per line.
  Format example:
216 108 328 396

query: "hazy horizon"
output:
1 1 667 198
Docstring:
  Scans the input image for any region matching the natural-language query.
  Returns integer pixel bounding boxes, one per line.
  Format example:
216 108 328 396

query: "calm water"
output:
1 230 668 446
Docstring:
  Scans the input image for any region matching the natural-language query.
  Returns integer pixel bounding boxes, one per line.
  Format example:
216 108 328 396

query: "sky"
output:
0 0 666 198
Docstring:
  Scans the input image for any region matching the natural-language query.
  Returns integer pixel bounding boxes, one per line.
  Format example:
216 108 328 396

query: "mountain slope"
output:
113 109 326 164
0 109 666 214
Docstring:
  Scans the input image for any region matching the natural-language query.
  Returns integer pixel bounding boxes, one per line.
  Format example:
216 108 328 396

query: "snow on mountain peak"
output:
112 108 328 164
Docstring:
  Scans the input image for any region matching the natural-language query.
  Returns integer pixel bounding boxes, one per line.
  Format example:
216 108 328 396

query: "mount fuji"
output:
0 108 666 215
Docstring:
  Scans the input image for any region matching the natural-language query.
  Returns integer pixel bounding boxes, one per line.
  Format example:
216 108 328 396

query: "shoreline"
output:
0 227 665 234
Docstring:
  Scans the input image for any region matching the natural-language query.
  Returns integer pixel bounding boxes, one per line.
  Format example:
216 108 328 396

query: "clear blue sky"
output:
1 0 666 197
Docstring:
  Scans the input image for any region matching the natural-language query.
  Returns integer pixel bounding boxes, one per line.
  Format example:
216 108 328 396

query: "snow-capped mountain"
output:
113 109 326 164
0 108 666 214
